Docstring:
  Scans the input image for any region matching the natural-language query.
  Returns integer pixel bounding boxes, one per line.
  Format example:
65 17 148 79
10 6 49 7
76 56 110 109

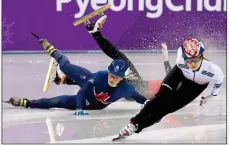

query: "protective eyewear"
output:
185 56 202 63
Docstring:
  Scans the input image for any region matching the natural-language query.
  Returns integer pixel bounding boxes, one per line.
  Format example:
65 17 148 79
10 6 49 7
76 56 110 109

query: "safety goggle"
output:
184 56 202 63
108 72 122 80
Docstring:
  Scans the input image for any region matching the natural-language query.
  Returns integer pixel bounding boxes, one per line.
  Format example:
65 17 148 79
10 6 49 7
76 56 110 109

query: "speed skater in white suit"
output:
114 38 224 140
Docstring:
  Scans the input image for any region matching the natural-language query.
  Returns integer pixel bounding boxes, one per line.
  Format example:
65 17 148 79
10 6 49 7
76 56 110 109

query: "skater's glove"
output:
52 76 61 85
73 109 89 115
200 94 216 106
52 76 76 85
161 42 168 61
52 72 64 85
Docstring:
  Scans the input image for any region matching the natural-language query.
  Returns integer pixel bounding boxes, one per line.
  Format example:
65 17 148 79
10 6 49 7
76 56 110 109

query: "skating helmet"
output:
181 38 205 59
108 59 131 78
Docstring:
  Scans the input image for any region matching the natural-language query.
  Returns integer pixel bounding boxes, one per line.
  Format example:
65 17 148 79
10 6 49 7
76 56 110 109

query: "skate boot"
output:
119 122 138 138
4 97 30 108
86 14 107 33
39 39 58 55
113 122 138 141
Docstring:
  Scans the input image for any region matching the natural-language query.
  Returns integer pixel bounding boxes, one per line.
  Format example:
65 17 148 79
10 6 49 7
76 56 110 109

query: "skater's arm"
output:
200 64 224 106
164 61 172 75
130 91 147 104
76 78 95 109
211 65 224 96
161 42 172 75
127 86 147 104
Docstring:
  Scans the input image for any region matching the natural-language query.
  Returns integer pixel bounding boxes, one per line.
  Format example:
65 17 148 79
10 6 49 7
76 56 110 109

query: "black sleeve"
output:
91 31 142 80
164 60 172 75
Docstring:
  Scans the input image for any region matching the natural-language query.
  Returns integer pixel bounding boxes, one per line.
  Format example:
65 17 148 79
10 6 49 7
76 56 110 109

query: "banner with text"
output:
3 0 226 52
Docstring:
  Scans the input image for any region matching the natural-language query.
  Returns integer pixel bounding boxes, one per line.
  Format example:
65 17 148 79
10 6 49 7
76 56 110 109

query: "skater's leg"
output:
86 15 154 97
29 95 78 110
92 31 142 80
167 80 208 113
93 33 149 95
51 51 93 87
86 15 142 80
132 80 208 132
129 95 167 132
7 95 80 110
39 39 93 87
130 65 184 131
92 32 149 96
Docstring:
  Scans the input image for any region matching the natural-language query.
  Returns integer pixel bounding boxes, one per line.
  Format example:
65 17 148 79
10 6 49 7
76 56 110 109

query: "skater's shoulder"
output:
202 59 222 71
198 60 224 78
93 70 108 77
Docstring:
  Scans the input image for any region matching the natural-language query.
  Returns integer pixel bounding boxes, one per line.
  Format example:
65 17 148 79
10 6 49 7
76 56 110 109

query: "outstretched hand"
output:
161 42 168 61
161 42 167 50
200 94 214 106
73 109 89 115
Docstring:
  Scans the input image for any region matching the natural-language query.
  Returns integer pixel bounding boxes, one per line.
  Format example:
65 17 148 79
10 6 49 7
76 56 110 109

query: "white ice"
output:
2 53 227 143
58 124 226 143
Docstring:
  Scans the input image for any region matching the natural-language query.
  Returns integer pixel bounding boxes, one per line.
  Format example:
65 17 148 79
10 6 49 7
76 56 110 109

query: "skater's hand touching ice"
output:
200 94 215 106
73 109 89 115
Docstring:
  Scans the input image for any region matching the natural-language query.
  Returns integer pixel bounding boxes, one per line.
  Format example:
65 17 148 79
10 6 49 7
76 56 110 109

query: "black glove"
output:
86 23 96 31
53 72 61 85
52 72 76 85
200 94 215 106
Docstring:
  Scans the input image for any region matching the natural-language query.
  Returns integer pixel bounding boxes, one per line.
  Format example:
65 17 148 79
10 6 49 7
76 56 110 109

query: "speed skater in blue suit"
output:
6 40 148 115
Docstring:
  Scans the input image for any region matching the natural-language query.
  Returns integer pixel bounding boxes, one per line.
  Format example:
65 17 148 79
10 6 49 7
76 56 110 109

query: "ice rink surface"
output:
2 52 226 143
